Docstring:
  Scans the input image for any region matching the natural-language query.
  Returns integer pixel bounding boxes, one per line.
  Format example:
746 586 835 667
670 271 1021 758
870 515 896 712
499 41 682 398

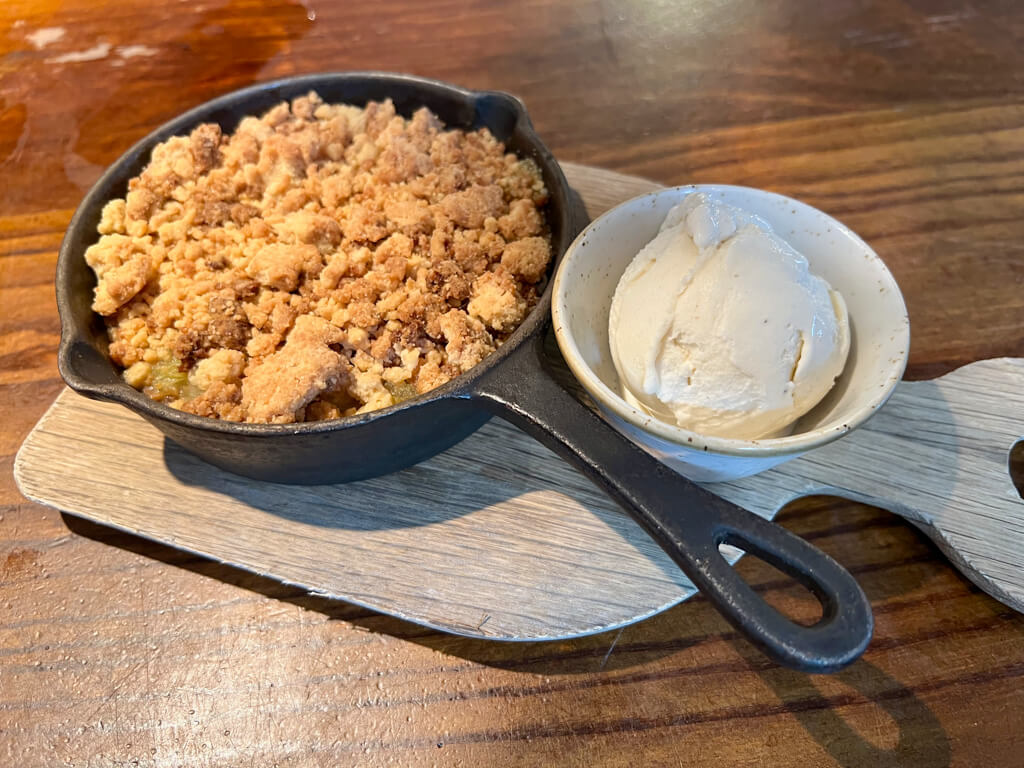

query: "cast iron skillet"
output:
57 72 872 673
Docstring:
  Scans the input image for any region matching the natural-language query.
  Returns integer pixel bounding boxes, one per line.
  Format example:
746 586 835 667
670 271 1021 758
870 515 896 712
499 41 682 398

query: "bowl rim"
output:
551 183 911 459
57 71 576 435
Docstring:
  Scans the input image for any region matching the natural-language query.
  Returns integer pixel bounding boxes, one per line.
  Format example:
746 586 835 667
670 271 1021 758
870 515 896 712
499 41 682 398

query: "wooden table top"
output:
3 0 1023 765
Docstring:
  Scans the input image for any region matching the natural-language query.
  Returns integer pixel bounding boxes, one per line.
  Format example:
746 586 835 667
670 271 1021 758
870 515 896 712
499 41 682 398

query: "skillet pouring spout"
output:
468 332 873 673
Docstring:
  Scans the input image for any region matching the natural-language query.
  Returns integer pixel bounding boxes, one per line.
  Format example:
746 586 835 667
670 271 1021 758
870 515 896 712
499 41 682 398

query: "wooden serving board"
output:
14 164 1024 640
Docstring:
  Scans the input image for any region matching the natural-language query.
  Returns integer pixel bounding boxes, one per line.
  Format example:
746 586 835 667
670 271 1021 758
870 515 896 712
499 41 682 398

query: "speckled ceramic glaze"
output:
552 185 910 482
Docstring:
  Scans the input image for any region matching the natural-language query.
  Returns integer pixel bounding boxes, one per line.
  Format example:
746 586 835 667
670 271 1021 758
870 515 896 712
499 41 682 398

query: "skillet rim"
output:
56 71 576 437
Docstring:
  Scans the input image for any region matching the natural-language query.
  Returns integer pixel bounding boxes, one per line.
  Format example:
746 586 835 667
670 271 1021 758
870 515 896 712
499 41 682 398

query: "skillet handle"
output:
468 334 872 673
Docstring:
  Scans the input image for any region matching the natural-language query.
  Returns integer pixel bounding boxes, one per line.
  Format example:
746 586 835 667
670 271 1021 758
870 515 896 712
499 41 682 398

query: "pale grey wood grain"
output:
14 390 702 640
710 358 1024 612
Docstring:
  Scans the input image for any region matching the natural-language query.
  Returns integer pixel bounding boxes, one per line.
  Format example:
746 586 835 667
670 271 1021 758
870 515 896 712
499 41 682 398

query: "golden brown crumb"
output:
86 92 552 423
439 185 504 229
467 269 529 333
501 236 551 284
85 234 156 315
241 315 349 424
246 243 319 291
437 309 495 373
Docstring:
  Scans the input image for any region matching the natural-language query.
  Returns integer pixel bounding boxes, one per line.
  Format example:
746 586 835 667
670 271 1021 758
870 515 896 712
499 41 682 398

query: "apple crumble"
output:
85 92 552 423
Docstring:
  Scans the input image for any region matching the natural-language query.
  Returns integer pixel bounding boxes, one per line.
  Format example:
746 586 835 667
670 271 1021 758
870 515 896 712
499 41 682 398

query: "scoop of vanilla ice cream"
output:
608 192 850 440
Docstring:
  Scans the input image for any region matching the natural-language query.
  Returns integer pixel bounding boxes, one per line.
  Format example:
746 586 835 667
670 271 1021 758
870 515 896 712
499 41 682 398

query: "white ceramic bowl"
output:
552 185 910 482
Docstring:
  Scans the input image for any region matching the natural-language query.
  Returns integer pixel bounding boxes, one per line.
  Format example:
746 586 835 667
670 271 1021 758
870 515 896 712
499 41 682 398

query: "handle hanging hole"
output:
1009 439 1024 501
719 535 827 628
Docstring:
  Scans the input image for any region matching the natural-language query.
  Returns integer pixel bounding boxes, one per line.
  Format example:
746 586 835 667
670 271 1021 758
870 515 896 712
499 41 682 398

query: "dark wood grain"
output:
2 0 1024 765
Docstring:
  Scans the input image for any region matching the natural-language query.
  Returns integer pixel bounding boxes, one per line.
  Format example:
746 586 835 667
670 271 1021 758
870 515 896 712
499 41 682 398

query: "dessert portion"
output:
85 92 552 423
608 192 849 440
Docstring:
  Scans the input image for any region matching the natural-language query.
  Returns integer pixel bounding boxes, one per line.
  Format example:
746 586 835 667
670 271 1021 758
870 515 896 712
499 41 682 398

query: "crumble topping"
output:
86 92 552 423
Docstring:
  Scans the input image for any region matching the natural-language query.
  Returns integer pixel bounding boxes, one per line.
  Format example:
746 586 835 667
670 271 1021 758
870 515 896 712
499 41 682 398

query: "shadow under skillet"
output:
158 402 645 535
162 433 490 531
